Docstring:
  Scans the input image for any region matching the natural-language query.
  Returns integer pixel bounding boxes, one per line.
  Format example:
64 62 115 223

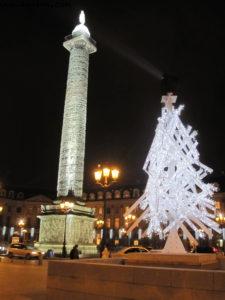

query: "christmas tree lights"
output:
125 94 220 252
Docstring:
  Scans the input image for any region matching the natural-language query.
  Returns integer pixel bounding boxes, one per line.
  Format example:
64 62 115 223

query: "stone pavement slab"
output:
0 258 48 300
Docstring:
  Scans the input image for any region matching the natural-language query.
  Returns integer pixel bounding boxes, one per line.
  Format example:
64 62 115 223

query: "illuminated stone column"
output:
57 11 97 198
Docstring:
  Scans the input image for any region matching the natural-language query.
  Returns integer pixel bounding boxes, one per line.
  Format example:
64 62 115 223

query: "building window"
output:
32 206 37 213
115 218 120 229
106 218 110 228
16 192 24 199
7 206 11 213
215 201 220 209
105 191 112 199
8 191 15 199
82 193 87 201
89 193 96 200
97 191 104 200
114 190 121 199
0 189 6 197
16 207 22 213
98 207 103 215
106 207 111 214
123 190 130 198
125 206 129 212
132 188 140 198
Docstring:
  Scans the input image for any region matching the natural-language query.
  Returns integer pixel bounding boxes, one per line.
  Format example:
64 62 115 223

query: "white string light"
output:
139 95 221 243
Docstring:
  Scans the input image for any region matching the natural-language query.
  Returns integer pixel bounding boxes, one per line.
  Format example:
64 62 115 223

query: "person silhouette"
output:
70 244 79 259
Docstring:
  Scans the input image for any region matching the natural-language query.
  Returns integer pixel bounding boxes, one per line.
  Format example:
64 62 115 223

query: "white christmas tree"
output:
125 94 221 253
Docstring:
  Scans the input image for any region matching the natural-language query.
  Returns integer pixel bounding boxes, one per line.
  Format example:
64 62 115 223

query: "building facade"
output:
84 187 143 246
0 185 225 247
84 187 225 248
0 188 52 243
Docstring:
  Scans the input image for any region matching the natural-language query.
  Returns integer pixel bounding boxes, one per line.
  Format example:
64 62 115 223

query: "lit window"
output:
106 218 110 228
114 190 121 199
115 218 120 229
215 201 221 209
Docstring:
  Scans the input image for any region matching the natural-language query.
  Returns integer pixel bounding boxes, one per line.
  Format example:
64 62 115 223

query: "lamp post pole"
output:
18 219 25 243
62 213 67 258
215 213 225 253
102 197 107 249
60 201 74 258
94 164 120 252
124 214 136 247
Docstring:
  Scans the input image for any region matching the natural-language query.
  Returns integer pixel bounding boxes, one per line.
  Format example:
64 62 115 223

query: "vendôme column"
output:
57 11 97 198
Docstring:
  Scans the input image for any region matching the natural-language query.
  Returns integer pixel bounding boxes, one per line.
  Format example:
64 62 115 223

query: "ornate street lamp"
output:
215 212 225 252
96 218 104 229
94 164 120 250
124 214 136 227
215 213 225 225
124 214 136 246
94 164 119 188
18 219 26 242
18 219 25 228
60 201 74 258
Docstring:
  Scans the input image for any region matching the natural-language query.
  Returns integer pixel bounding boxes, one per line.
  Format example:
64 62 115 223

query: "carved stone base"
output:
35 242 97 257
35 203 97 256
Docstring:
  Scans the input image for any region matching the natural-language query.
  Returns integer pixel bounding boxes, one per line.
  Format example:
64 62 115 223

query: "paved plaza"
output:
0 258 47 300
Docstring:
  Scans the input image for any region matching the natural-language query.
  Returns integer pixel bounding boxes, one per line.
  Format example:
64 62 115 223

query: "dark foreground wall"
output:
47 259 225 300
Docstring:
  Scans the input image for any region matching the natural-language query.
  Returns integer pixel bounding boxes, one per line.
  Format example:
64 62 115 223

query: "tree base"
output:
162 227 186 254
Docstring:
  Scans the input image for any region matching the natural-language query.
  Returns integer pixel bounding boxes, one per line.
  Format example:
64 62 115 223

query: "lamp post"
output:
124 214 136 226
60 201 74 258
215 213 225 225
215 212 225 252
94 164 119 188
18 219 25 242
124 214 136 246
94 164 119 250
96 219 104 229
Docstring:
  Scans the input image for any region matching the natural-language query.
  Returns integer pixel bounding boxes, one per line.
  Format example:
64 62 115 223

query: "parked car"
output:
192 246 219 253
0 244 8 255
7 243 42 259
111 246 150 257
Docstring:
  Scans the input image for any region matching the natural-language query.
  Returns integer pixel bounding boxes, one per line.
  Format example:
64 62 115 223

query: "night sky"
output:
0 1 225 194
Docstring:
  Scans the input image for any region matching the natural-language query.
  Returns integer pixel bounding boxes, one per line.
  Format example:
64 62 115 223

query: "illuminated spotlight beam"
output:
98 32 163 80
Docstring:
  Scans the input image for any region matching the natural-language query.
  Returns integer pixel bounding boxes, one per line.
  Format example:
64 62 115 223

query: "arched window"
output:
0 189 6 198
89 193 96 200
8 191 15 199
97 191 104 200
16 192 24 199
123 190 130 198
114 190 121 199
132 188 140 198
105 191 112 199
82 193 87 201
